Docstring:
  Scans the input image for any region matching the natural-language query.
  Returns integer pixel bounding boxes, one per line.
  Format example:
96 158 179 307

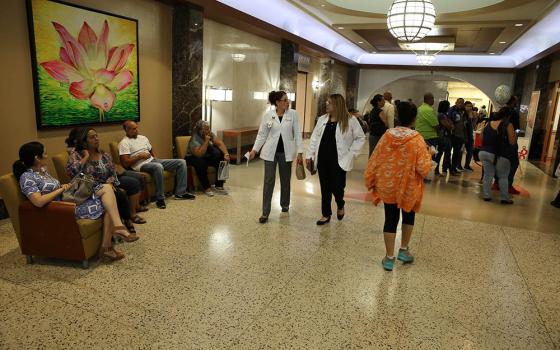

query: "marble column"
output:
279 40 298 94
317 58 334 117
172 4 203 155
346 67 360 110
529 58 553 160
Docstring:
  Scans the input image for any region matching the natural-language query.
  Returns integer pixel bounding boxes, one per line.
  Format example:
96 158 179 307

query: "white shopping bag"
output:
218 161 230 181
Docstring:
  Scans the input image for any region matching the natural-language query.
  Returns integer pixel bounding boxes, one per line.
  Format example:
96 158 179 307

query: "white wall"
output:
358 68 514 113
203 20 280 135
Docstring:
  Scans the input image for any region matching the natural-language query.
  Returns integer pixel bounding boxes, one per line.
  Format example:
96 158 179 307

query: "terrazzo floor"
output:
1 152 559 349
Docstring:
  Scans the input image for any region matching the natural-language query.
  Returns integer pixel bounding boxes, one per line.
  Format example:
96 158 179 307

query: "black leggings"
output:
114 187 131 222
383 203 415 233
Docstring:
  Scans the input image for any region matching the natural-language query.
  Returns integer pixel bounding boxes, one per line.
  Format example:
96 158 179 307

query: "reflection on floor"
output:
0 151 559 348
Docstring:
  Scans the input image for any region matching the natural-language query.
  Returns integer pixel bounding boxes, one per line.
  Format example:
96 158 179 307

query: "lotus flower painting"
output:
27 0 139 128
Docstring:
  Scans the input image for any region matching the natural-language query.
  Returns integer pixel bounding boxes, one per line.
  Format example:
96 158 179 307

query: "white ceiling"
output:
216 0 560 68
326 0 504 15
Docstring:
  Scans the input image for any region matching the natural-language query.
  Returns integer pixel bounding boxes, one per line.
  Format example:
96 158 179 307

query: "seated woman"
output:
186 120 230 196
65 128 148 215
13 142 137 261
66 128 146 235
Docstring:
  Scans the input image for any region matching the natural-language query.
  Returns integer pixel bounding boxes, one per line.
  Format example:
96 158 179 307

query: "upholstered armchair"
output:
175 135 217 191
0 173 103 268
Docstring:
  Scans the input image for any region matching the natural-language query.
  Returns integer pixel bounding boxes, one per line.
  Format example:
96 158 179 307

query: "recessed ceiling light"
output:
515 23 523 27
337 27 344 29
358 41 364 44
499 41 506 44
489 52 495 55
321 4 326 7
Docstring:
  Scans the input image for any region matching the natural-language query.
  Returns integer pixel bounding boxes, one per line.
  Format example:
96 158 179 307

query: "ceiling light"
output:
499 41 506 44
358 41 364 44
387 0 437 42
337 26 344 29
515 23 523 27
400 42 455 51
321 4 326 7
416 54 435 65
489 52 495 55
231 53 246 62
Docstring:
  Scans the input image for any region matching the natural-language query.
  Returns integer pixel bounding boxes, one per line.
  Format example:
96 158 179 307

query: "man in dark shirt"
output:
448 98 466 174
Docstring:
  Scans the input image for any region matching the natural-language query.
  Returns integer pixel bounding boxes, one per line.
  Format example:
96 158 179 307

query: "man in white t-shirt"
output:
383 91 395 128
119 120 195 209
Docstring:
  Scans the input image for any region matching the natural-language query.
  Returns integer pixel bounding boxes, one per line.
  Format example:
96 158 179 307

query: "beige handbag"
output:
296 161 306 180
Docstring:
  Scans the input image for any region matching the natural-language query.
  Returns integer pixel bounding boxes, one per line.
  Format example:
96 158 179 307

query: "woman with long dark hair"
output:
365 102 433 271
306 94 365 225
13 142 136 261
249 91 304 223
436 100 453 176
67 128 145 235
367 94 387 156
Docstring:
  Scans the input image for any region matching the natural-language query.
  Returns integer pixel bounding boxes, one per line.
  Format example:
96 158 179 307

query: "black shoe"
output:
337 209 345 221
550 201 560 208
457 166 464 171
175 193 195 200
483 197 492 202
281 207 289 213
450 171 460 176
259 216 268 224
316 216 331 225
500 200 514 205
156 200 166 209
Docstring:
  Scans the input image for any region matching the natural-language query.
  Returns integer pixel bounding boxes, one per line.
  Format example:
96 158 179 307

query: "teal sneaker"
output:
382 256 396 271
397 248 414 264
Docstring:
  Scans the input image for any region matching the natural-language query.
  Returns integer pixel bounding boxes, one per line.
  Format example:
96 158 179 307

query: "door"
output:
541 82 560 162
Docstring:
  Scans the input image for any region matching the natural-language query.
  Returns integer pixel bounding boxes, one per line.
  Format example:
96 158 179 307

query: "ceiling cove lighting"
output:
416 54 435 65
387 0 436 42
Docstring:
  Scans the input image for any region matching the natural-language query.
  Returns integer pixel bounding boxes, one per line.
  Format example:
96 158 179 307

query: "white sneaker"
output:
204 190 214 197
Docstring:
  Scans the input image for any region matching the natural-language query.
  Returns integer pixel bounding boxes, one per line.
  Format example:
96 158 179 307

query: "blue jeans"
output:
140 159 187 200
479 151 510 201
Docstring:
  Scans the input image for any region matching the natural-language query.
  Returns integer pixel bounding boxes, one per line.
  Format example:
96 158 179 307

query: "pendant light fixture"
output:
387 0 436 42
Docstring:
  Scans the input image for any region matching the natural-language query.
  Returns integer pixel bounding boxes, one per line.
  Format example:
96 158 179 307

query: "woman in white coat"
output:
250 91 304 223
306 94 365 225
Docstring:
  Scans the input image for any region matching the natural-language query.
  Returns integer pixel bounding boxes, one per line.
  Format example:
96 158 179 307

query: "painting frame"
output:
26 0 141 129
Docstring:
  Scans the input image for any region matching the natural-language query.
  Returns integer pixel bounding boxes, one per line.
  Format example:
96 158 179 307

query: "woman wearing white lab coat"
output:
306 94 365 225
249 91 304 223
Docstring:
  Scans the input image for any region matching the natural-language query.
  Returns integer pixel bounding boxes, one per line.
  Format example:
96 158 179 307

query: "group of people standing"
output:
250 91 433 271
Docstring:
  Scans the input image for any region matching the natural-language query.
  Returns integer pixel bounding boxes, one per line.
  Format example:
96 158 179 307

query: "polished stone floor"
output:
0 149 559 349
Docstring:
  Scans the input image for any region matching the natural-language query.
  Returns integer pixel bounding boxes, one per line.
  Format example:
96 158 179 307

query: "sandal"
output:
131 215 146 224
137 205 149 213
124 221 137 234
100 247 125 261
113 226 139 242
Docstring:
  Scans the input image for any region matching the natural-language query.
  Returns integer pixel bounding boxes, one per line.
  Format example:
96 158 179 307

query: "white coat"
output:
306 114 366 172
252 109 304 162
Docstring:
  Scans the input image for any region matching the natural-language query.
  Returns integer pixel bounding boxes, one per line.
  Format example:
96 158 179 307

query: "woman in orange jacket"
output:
365 102 434 271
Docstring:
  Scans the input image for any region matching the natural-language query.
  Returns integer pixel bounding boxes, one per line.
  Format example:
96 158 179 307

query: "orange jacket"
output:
364 127 432 213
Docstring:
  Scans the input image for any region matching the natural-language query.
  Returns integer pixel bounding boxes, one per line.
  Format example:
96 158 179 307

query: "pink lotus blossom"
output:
40 21 135 120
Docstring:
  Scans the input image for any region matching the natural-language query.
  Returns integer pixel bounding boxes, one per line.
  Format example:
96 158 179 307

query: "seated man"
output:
186 120 230 197
119 120 195 209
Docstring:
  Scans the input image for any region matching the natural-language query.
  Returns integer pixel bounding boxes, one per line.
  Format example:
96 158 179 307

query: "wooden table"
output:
222 127 259 164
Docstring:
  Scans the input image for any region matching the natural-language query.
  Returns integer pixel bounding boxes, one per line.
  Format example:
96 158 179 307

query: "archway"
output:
360 74 493 114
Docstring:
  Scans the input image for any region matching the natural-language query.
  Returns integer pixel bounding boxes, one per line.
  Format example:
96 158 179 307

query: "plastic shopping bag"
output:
218 161 230 181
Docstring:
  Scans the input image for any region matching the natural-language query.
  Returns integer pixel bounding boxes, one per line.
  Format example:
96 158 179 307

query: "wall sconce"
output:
312 80 322 90
231 53 246 62
205 86 233 129
253 91 268 100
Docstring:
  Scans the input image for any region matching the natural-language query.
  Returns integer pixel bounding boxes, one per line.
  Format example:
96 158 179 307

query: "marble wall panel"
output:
172 4 203 147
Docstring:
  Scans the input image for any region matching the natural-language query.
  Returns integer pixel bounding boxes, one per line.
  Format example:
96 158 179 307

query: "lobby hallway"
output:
0 156 559 349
